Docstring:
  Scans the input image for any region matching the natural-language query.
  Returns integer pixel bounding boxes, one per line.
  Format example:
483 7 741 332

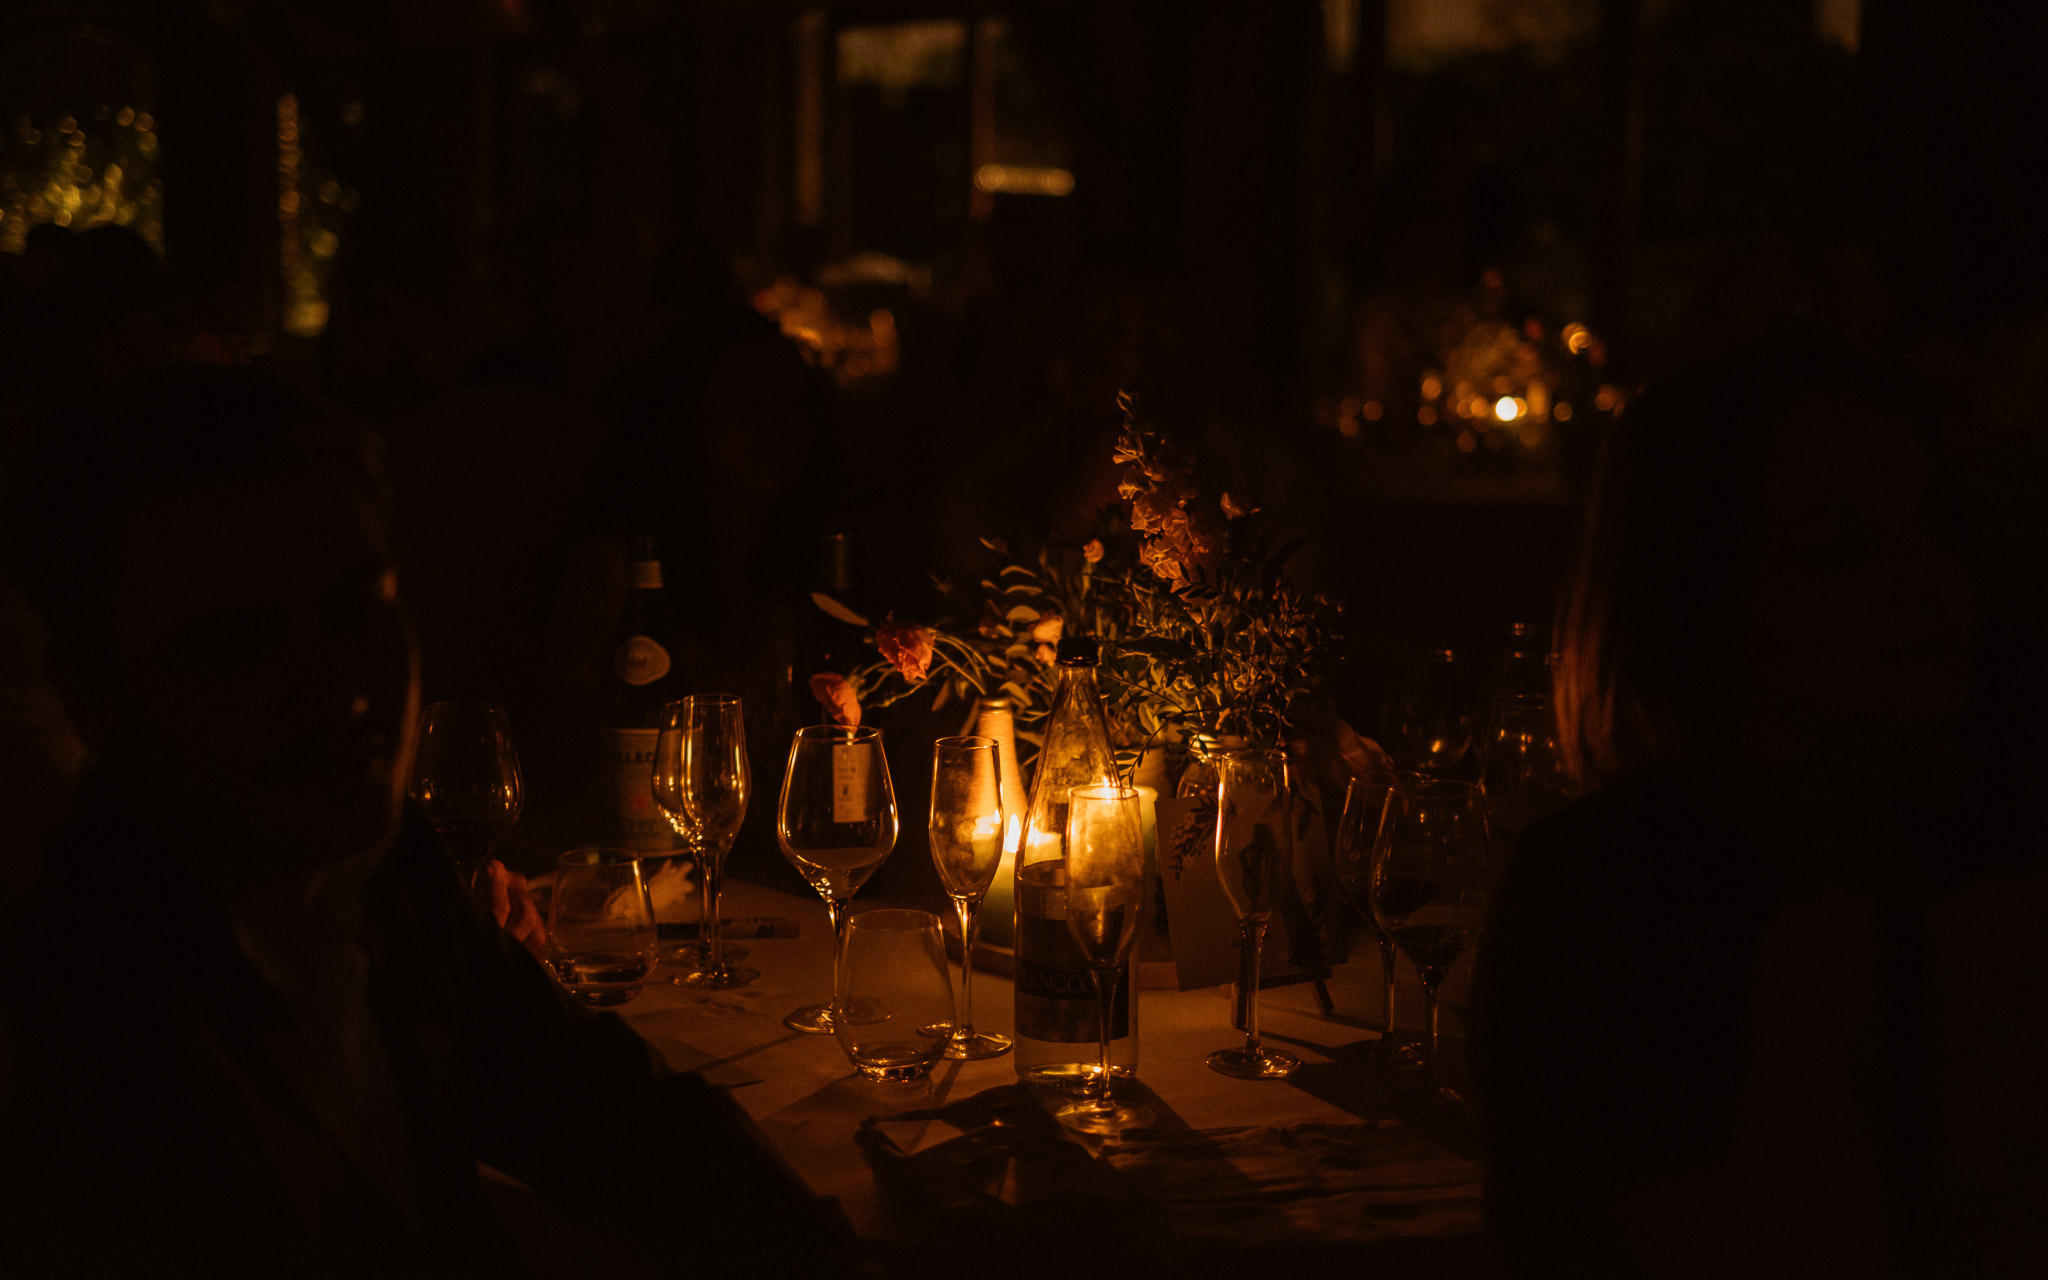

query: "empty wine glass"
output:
1335 771 1404 1033
833 909 955 1082
1207 749 1298 1079
1370 778 1492 1095
777 724 899 1033
928 735 1013 1059
652 695 756 989
1383 648 1472 775
408 700 523 889
546 848 657 1006
1057 784 1153 1134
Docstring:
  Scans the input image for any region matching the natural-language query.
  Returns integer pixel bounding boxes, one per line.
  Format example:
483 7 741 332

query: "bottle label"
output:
612 635 670 686
597 726 676 851
831 744 869 824
1015 912 1131 1041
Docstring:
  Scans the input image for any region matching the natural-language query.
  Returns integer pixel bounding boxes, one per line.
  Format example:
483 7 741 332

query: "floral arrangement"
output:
810 394 1344 781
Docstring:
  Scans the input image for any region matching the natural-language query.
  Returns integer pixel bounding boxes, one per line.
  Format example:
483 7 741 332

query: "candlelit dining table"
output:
584 869 1491 1275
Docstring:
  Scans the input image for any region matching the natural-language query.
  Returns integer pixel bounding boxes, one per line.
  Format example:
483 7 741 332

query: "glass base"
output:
942 1030 1013 1060
673 964 759 990
662 941 749 972
570 987 639 1007
1207 1045 1301 1079
1021 1060 1134 1094
784 1002 834 1034
1055 1098 1154 1136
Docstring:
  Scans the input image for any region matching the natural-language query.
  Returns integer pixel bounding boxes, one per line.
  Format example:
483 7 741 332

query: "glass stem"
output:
1421 972 1443 1066
953 895 980 1038
826 897 847 1015
694 841 713 945
1093 967 1117 1108
702 840 726 974
1378 928 1400 1033
1239 917 1268 1057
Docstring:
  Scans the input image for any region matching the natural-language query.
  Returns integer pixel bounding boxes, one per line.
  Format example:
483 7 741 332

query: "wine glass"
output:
1382 647 1472 775
651 695 756 989
1057 783 1153 1135
1369 778 1492 1095
833 909 955 1081
1335 770 1405 1038
408 700 523 889
1206 748 1299 1079
546 848 657 1006
1477 695 1570 851
776 724 899 1033
927 735 1014 1059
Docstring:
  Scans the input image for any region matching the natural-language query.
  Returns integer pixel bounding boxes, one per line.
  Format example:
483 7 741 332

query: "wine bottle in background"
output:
1013 635 1139 1089
795 532 861 719
595 534 681 854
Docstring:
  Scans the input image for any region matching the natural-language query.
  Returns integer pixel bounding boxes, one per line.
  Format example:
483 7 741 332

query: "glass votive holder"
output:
546 847 657 1006
834 908 955 1082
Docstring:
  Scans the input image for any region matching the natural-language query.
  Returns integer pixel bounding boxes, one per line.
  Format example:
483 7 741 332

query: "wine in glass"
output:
1383 647 1472 775
652 695 756 989
1057 784 1153 1135
776 724 899 1033
1207 748 1299 1079
928 735 1013 1059
408 700 523 889
1370 778 1492 1095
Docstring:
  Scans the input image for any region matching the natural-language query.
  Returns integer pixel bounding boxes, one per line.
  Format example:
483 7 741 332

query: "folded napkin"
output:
1099 1120 1482 1246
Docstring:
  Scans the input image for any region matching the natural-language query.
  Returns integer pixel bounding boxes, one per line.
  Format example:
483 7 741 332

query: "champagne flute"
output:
1383 647 1472 775
777 724 898 1033
652 695 756 989
1207 748 1299 1079
1370 778 1492 1095
408 700 523 890
927 735 1013 1059
1057 783 1153 1135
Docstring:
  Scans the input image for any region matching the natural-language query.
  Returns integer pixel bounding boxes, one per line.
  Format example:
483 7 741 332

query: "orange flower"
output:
1139 539 1184 582
809 673 861 726
1082 538 1104 564
1028 613 1064 646
876 623 936 682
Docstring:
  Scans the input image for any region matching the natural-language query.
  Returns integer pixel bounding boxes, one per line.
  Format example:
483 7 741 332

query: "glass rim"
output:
557 846 643 868
794 723 881 743
664 693 744 712
843 906 943 932
933 734 998 754
1214 745 1286 762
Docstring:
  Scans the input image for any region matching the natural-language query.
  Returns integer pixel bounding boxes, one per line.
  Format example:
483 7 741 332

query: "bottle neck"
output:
629 559 663 590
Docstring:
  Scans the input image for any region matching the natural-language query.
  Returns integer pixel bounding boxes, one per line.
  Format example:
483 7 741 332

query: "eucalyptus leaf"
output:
812 592 870 626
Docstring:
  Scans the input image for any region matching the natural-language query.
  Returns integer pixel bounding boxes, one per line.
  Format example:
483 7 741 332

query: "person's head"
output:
1556 345 1973 788
3 365 417 879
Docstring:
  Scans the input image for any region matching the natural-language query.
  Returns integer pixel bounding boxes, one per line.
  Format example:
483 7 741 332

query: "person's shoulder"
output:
1515 771 1714 874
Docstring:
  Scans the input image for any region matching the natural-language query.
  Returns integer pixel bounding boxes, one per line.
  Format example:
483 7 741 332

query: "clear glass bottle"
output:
1013 636 1138 1089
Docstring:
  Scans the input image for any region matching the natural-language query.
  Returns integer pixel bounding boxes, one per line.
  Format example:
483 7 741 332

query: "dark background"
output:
5 0 2044 886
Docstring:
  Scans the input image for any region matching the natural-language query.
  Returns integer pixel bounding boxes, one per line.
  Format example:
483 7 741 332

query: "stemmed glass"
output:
1369 778 1492 1095
927 736 1014 1059
652 695 756 989
1335 771 1404 1036
1207 748 1299 1079
408 700 523 890
1383 647 1472 775
777 725 899 1033
1057 783 1153 1135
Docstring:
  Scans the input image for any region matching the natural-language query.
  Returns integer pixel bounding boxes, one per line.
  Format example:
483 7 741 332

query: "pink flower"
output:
876 623 937 682
1139 539 1183 582
1028 613 1064 646
1034 643 1057 666
809 673 861 726
1082 538 1104 564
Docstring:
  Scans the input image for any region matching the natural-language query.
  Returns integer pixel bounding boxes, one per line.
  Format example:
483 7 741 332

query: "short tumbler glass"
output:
546 848 658 1006
833 908 955 1082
